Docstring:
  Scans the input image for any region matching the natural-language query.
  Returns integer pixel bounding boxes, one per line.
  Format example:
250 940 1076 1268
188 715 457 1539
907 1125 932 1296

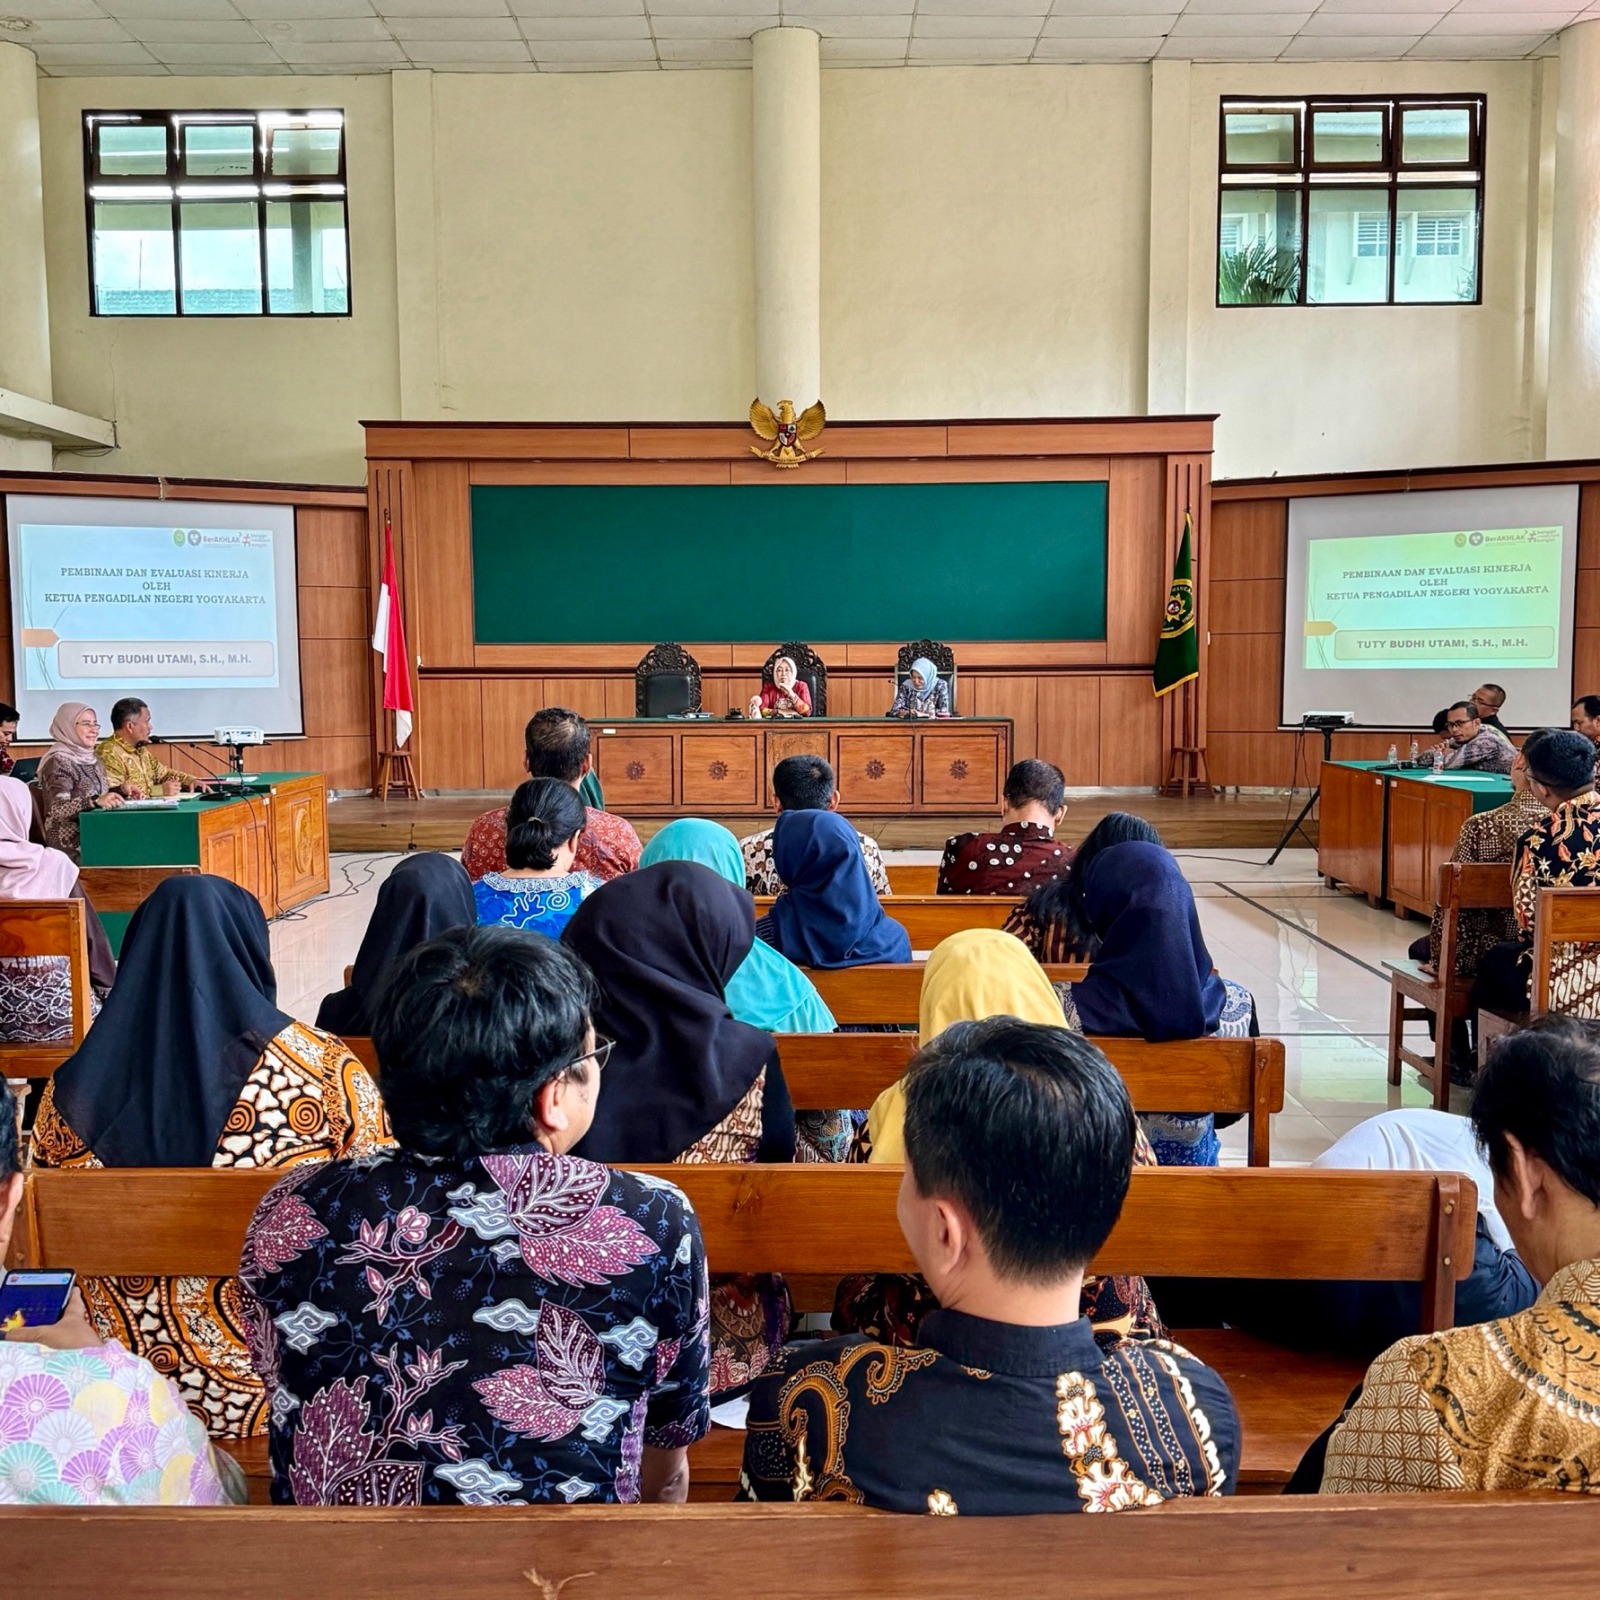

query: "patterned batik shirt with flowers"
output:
741 1309 1238 1514
1510 791 1600 1012
237 1145 712 1506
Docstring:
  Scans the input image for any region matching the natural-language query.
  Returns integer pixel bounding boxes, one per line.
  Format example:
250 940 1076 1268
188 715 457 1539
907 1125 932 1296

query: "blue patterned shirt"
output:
473 871 602 942
238 1146 711 1506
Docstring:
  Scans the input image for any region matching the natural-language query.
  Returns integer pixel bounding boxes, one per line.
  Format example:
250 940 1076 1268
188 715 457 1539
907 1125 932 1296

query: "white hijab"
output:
0 775 78 898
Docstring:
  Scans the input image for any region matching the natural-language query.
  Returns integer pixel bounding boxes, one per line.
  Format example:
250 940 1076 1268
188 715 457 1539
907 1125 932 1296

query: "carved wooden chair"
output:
762 641 827 716
635 642 702 717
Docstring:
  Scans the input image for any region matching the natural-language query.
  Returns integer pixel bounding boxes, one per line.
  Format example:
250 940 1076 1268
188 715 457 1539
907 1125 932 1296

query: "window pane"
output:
1223 110 1296 167
265 199 349 313
1218 187 1302 304
269 126 342 176
1394 188 1479 302
1307 188 1391 304
97 123 167 177
92 200 176 314
184 123 255 178
1311 108 1385 165
178 200 261 314
1401 107 1472 166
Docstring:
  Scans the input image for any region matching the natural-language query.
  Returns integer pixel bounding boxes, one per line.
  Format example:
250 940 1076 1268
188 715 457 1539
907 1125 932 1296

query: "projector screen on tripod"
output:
4 495 304 742
1280 484 1580 730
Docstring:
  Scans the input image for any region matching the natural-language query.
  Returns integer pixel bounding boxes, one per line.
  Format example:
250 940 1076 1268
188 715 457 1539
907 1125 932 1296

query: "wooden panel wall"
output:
1209 466 1600 788
0 475 373 793
367 419 1213 793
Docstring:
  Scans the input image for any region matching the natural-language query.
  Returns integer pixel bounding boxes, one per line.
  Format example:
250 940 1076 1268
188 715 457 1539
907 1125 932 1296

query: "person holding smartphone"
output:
0 1078 243 1505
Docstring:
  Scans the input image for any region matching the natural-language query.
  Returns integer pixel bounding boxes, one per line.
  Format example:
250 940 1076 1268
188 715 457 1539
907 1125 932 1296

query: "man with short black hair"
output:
94 696 206 796
240 924 712 1506
1571 695 1600 746
742 1018 1239 1513
739 754 889 896
1471 683 1509 735
937 758 1072 895
1320 1015 1600 1494
462 707 641 882
1436 701 1514 774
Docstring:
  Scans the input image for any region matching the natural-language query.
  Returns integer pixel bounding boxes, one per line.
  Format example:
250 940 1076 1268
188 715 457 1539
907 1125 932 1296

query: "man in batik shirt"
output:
740 754 889 897
937 758 1073 896
1437 701 1515 775
741 1019 1238 1514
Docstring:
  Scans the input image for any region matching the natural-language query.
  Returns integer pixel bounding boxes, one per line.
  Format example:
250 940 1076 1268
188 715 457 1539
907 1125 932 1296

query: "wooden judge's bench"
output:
590 716 1012 816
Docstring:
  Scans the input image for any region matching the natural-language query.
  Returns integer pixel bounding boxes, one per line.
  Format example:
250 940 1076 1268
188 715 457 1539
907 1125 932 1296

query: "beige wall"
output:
27 57 1565 485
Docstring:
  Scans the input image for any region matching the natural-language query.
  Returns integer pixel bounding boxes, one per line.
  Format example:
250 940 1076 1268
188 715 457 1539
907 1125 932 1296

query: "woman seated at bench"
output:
473 778 602 941
743 1019 1239 1513
564 861 815 1395
0 1077 245 1505
240 926 711 1506
316 850 474 1036
848 928 1166 1348
32 875 390 1439
754 809 911 969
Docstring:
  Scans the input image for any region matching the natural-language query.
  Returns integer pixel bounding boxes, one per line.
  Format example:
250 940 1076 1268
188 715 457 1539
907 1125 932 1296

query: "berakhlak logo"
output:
187 530 202 546
1469 531 1484 546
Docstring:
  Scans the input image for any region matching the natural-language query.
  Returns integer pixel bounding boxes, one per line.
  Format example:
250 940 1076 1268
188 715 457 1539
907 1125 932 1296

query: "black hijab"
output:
316 852 475 1036
561 860 777 1164
50 874 291 1168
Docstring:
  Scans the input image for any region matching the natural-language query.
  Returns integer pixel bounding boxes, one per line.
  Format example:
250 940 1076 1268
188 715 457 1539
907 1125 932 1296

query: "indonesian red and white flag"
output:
372 518 414 748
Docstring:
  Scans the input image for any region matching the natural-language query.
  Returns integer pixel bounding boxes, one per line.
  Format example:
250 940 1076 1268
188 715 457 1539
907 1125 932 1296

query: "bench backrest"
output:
13 1163 1472 1332
1532 886 1600 1014
1433 862 1516 999
0 899 92 1080
885 862 938 895
755 894 1020 948
804 961 1086 1022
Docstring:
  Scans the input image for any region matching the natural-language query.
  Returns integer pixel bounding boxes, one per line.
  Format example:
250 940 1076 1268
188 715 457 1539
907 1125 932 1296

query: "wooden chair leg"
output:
1430 1000 1456 1111
1387 983 1406 1086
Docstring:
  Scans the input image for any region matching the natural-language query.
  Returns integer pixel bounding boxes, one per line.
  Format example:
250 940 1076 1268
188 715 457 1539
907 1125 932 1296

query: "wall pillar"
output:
0 41 53 469
1548 20 1600 458
751 27 821 408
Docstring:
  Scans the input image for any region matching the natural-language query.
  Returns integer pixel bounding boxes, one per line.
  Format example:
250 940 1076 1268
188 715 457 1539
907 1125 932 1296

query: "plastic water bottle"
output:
1387 743 1398 765
1409 740 1420 763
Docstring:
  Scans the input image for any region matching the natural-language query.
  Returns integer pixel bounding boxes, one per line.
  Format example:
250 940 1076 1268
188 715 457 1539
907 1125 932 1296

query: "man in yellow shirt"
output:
93 698 207 797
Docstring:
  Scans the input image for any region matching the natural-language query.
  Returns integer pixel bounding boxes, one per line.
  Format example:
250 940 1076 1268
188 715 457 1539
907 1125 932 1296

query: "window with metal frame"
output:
1217 94 1484 307
83 109 350 318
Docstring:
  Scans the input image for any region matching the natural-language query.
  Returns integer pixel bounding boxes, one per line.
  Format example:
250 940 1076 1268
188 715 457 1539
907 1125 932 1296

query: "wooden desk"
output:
77 773 329 950
1318 760 1512 918
590 717 1012 817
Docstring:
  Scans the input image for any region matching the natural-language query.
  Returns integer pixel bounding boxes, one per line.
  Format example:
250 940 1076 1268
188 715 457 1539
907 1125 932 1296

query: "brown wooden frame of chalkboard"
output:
362 417 1216 793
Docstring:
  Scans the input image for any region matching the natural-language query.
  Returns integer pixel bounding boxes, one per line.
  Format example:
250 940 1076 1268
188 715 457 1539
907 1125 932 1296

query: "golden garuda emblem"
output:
749 398 825 468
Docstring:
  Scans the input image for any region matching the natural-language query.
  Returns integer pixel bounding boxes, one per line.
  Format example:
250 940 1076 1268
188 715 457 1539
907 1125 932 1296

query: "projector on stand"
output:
210 726 266 780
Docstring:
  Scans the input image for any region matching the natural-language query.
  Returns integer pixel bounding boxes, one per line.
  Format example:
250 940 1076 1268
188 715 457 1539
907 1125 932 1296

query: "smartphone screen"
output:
0 1269 76 1330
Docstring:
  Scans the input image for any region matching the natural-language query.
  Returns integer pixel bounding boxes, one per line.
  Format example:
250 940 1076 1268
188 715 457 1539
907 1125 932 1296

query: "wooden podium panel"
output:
585 719 1011 817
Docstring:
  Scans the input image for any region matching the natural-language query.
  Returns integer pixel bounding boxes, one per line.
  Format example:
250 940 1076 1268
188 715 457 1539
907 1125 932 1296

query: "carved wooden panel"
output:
679 733 760 809
592 733 675 808
835 732 914 810
271 777 330 910
919 730 1003 808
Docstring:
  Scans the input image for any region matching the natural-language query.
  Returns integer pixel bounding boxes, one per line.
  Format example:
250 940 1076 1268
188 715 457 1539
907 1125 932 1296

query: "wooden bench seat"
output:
803 961 1086 1023
11 1164 1471 1504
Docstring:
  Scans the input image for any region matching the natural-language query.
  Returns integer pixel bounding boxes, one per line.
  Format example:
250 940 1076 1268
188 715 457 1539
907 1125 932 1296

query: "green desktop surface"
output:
1327 757 1513 813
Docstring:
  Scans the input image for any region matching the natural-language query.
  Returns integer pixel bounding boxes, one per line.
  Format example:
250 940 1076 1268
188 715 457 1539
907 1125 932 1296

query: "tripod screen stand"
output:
1268 724 1339 865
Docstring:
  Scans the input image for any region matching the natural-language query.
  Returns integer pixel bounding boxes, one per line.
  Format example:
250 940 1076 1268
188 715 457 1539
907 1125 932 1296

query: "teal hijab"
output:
640 818 836 1035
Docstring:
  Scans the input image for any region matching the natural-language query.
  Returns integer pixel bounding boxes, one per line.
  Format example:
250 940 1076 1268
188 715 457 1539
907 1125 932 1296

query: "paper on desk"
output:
710 1396 750 1430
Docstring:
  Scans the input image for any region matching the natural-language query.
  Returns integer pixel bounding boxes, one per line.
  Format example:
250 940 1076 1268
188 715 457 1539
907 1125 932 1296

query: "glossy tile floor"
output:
271 845 1447 1169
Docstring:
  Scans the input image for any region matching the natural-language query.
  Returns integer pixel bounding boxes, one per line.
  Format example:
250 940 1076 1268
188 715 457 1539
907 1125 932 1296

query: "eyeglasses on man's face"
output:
568 1035 614 1076
1447 717 1475 732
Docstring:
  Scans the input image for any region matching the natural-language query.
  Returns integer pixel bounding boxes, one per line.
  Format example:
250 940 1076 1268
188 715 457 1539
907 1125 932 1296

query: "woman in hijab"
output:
887 656 951 717
640 819 849 1162
752 654 812 719
1059 840 1256 1166
0 775 116 1041
1004 811 1164 962
838 929 1166 1348
562 860 796 1395
36 701 125 860
755 809 911 968
32 875 390 1438
316 851 475 1036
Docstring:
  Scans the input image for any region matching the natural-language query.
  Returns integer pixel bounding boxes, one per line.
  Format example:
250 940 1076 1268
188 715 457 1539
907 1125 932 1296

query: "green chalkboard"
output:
470 481 1107 644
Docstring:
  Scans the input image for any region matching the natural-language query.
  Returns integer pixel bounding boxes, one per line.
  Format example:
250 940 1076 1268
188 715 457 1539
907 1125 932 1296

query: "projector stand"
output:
1268 723 1338 866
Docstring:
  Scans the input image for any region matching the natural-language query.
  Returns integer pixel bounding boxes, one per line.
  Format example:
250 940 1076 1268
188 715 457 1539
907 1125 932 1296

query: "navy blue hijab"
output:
1069 841 1225 1041
765 810 911 969
50 874 291 1168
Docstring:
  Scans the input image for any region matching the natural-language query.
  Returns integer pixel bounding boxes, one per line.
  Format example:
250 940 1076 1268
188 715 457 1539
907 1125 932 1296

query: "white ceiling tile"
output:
1311 0 1448 10
39 56 170 67
1032 33 1164 53
1170 10 1309 31
0 0 113 20
234 0 373 16
656 32 752 52
6 17 130 40
542 55 655 66
127 15 262 37
1429 8 1576 29
506 0 641 12
1406 27 1550 48
787 12 907 32
771 0 910 13
1533 29 1563 49
651 14 777 36
818 32 903 52
374 0 509 14
273 36 407 58
404 35 529 56
255 16 394 38
514 13 649 36
1280 32 1420 51
913 0 1044 12
645 0 772 11
1297 10 1444 30
180 57 292 67
1159 32 1291 53
530 34 655 55
913 12 1044 35
1180 0 1313 12
150 39 281 57
906 35 1030 54
1449 0 1577 11
29 36 155 56
1042 13 1174 35
100 0 242 16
